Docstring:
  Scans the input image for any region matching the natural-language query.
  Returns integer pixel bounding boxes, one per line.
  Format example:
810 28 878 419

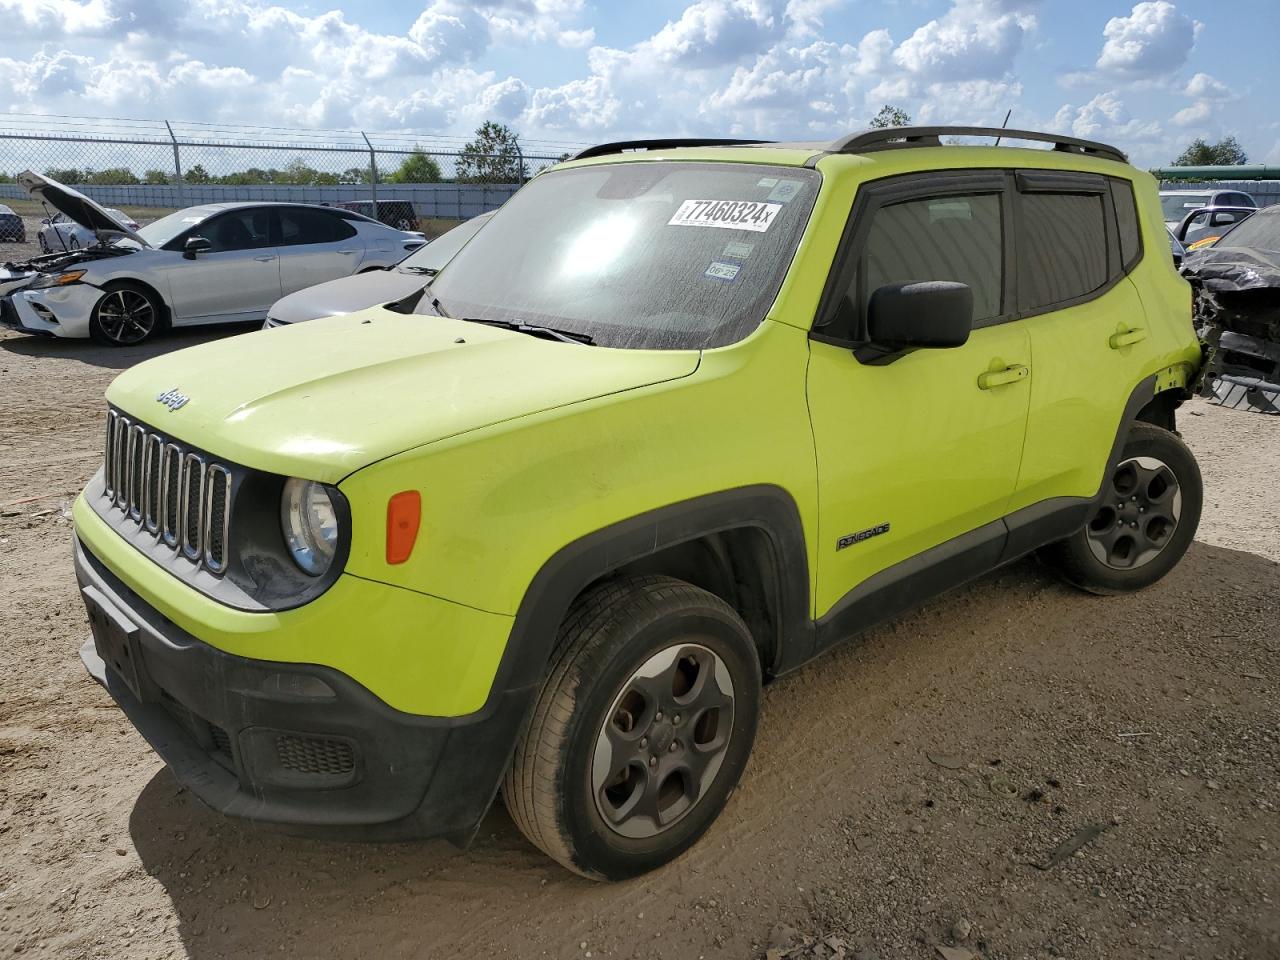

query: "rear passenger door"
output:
1007 173 1153 517
275 208 362 296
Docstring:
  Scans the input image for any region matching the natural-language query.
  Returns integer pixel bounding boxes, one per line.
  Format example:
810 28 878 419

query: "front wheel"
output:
89 283 165 346
503 575 761 880
1040 422 1202 594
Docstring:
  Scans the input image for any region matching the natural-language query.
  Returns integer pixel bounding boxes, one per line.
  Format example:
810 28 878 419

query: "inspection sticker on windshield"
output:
704 261 741 282
669 200 782 233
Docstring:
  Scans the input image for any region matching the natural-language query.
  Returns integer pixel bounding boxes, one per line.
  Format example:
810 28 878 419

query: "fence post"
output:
164 120 185 207
516 142 526 184
361 131 378 212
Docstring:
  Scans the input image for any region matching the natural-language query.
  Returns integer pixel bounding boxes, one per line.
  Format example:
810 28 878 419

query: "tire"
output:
1039 422 1202 594
89 282 166 347
38 233 49 254
502 575 761 881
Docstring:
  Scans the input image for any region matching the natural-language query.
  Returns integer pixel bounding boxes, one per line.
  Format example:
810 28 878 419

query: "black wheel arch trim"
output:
494 485 814 707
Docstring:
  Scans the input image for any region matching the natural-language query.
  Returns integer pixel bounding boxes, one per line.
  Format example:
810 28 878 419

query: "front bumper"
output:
75 535 535 839
1 282 99 337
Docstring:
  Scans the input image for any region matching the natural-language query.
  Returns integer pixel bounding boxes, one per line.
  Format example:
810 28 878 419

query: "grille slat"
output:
100 413 233 577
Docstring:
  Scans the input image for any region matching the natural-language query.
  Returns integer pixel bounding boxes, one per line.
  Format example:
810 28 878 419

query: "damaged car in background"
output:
0 171 425 346
1183 203 1280 414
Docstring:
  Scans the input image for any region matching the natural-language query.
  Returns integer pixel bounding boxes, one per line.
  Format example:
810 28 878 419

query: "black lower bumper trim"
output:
75 534 534 841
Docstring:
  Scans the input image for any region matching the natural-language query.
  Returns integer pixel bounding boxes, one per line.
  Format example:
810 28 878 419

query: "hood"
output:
1183 245 1280 293
17 170 149 247
105 308 701 482
267 270 427 325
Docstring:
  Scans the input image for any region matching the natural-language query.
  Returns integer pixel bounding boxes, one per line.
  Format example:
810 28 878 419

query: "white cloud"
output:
642 0 790 69
1096 1 1198 77
1183 71 1231 101
892 0 1037 82
1170 101 1211 127
0 0 116 36
525 76 621 130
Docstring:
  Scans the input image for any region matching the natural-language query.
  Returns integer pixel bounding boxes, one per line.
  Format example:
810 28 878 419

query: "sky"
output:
1 0 1277 167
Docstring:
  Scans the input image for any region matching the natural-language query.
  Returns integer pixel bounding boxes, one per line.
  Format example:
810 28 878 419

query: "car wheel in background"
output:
89 282 166 347
503 574 761 880
1039 423 1203 594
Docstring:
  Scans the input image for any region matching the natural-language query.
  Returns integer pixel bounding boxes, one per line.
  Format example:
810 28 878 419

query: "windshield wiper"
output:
460 317 595 346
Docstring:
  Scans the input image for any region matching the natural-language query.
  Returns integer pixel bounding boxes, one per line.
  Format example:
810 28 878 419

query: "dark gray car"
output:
263 212 493 327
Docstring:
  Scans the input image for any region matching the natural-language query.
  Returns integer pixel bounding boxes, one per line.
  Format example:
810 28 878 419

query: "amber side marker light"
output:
386 491 421 564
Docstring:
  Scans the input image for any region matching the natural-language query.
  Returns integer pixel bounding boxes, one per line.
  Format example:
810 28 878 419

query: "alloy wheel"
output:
1086 455 1183 570
591 643 735 839
96 289 156 345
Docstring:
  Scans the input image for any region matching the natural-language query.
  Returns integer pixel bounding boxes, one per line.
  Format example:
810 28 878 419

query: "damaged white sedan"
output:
0 171 425 346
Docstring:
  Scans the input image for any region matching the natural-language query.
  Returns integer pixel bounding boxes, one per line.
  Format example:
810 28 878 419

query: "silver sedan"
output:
1 171 425 346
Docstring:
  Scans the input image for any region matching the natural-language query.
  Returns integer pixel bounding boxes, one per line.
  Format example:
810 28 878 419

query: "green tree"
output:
143 169 171 185
1172 135 1248 166
341 166 372 185
386 147 443 184
0 172 14 184
870 105 912 129
184 164 211 184
87 167 140 185
455 122 525 183
44 167 85 184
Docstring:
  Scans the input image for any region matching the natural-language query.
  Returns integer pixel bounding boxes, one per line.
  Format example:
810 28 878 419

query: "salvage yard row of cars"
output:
0 172 431 344
0 129 1276 882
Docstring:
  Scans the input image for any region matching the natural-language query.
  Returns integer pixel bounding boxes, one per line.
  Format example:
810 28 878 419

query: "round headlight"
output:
280 478 338 576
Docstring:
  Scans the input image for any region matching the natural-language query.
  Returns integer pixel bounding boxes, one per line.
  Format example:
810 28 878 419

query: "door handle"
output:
977 363 1029 390
253 255 276 262
337 249 357 255
1109 327 1147 349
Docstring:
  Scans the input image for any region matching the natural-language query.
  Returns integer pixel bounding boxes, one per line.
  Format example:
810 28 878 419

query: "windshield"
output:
1213 210 1280 252
1161 193 1211 221
135 207 218 247
398 215 488 273
421 162 819 350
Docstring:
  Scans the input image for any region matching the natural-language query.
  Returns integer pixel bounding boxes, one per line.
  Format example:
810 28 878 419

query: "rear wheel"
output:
1040 422 1202 594
502 575 761 880
89 283 165 346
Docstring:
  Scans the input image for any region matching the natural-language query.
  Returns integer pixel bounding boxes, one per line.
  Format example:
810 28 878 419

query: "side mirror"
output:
40 218 50 225
857 281 972 364
1211 212 1237 227
183 236 212 260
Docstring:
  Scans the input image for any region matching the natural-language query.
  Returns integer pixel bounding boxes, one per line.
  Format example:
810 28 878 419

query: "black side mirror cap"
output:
183 236 212 260
856 281 973 364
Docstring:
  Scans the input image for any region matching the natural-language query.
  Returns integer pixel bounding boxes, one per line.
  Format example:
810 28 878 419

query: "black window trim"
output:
1109 177 1145 275
811 168 1014 350
810 166 1157 352
1011 169 1127 321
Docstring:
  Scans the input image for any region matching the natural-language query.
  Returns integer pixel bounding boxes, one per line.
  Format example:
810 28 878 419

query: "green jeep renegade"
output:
75 126 1203 880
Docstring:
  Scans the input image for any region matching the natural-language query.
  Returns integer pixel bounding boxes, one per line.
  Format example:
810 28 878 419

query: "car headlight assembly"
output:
280 478 339 576
30 269 87 289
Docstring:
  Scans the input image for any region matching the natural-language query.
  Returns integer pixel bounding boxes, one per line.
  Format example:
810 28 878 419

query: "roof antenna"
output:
993 109 1012 147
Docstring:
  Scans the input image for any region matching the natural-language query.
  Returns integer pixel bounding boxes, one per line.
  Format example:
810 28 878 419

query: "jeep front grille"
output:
102 410 232 574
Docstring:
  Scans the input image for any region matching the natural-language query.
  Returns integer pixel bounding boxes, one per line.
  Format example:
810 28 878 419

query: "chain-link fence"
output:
0 114 584 223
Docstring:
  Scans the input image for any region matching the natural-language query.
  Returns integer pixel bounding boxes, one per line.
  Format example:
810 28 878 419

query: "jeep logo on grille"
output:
156 388 190 412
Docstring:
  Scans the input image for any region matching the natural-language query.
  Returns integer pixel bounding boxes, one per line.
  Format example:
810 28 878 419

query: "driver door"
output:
167 208 282 323
807 173 1031 635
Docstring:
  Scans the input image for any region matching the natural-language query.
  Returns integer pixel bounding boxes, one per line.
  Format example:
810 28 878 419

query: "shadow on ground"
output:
0 324 258 371
124 544 1280 959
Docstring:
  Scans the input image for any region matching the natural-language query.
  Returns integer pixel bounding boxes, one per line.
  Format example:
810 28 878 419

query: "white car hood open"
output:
18 170 149 247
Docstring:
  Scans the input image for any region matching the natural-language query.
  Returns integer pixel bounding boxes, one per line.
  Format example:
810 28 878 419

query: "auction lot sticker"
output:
669 200 781 232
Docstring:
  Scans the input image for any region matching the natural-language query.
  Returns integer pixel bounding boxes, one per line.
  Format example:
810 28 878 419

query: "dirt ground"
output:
0 326 1276 960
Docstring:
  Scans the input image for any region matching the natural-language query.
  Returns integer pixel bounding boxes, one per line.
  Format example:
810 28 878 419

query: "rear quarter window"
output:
1110 179 1142 272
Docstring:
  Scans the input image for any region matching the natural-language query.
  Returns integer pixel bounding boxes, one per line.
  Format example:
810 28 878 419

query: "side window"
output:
278 208 357 246
1016 192 1108 312
1110 178 1142 272
858 193 1004 324
201 209 274 253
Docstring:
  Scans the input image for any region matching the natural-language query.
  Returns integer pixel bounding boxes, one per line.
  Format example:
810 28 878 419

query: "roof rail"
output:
828 126 1128 164
571 138 773 161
